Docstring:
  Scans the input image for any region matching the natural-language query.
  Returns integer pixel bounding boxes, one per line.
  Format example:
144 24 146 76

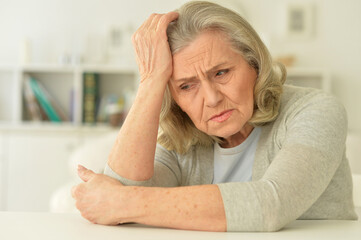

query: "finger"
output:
78 165 96 182
140 13 159 31
148 13 163 31
71 185 77 198
156 11 179 32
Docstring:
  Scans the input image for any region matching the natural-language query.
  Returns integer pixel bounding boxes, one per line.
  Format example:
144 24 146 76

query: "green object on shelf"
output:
29 77 61 122
83 72 99 124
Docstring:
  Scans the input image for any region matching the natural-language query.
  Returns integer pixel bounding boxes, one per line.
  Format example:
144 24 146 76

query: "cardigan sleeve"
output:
217 91 349 232
103 144 181 187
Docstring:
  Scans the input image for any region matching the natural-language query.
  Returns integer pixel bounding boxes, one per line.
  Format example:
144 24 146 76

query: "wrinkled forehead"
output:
171 30 242 78
173 41 216 68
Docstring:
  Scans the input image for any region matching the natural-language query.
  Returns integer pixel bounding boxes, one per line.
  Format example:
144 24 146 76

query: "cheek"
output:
181 101 202 122
174 95 204 124
231 72 255 100
222 83 252 104
222 77 255 115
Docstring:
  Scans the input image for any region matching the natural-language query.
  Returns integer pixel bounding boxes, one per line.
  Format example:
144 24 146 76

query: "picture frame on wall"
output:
286 3 315 40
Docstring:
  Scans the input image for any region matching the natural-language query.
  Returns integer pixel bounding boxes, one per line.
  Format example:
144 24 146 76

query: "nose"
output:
202 81 222 108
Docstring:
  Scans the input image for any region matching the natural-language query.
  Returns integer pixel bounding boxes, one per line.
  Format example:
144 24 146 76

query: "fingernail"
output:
78 165 85 170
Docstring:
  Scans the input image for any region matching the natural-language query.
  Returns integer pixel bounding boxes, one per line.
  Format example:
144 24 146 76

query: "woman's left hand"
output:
71 165 127 225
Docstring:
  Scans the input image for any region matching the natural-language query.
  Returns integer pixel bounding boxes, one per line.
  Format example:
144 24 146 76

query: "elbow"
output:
262 221 284 232
228 220 285 232
261 212 289 232
226 214 287 232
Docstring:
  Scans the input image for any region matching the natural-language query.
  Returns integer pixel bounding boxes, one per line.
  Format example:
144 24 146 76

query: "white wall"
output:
237 0 361 132
0 0 187 65
0 0 360 131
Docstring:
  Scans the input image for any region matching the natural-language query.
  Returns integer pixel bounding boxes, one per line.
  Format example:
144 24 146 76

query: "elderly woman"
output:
72 1 358 232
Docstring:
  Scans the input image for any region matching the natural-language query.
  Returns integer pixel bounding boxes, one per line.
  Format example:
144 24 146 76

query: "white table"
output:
0 208 360 240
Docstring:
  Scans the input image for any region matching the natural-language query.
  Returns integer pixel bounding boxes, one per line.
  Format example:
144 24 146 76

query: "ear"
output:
78 165 96 182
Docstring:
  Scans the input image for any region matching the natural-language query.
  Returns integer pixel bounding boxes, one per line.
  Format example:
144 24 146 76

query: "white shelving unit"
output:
0 63 138 212
0 65 21 122
286 67 331 93
0 63 138 126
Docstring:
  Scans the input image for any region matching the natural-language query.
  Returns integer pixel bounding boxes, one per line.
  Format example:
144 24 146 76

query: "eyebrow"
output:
173 62 228 82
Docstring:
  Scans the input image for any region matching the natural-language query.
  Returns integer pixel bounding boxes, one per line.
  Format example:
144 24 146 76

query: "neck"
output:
220 124 254 148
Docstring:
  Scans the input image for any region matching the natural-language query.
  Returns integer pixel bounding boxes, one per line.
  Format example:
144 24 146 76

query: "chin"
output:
210 125 242 139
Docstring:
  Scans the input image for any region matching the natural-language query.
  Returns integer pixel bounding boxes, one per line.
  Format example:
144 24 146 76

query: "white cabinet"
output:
6 132 78 212
0 125 117 212
0 134 6 210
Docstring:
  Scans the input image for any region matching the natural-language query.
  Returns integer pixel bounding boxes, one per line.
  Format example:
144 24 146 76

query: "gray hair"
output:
158 1 286 154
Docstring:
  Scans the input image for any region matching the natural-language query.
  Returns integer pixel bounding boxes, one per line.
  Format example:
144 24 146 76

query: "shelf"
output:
0 121 119 133
19 64 136 74
0 64 138 126
287 67 329 77
286 67 331 92
80 64 136 74
21 64 74 73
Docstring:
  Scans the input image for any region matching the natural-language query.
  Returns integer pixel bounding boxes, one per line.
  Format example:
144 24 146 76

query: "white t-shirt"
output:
212 127 261 184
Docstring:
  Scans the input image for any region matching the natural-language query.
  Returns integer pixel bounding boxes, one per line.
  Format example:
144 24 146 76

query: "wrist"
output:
136 79 168 104
139 75 169 91
119 186 150 223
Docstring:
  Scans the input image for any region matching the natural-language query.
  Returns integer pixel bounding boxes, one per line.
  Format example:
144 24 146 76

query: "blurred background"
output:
0 0 360 212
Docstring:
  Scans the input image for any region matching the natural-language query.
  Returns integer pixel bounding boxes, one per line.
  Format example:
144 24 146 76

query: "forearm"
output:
128 185 227 232
107 12 178 181
107 80 166 181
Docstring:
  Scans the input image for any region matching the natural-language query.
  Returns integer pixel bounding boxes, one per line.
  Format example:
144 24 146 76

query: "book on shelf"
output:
23 75 42 121
25 75 69 122
37 102 50 121
36 79 69 122
83 72 99 124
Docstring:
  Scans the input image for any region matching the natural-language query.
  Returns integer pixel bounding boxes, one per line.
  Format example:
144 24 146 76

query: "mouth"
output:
209 110 234 123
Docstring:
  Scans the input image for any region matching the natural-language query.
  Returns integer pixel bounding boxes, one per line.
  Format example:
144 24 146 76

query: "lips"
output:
209 110 233 123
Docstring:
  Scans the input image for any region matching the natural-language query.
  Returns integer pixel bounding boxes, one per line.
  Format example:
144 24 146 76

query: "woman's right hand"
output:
132 12 179 85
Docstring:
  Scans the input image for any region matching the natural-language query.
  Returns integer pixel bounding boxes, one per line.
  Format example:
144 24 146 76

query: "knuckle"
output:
72 186 80 198
159 15 167 23
159 33 168 40
75 186 82 196
71 186 76 197
84 214 96 224
81 211 88 219
75 201 82 210
147 13 157 21
132 32 141 42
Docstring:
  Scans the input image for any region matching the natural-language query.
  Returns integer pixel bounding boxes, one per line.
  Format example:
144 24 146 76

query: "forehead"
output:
172 30 240 77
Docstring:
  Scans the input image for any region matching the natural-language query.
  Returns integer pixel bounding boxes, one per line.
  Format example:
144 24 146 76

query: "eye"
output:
180 84 190 90
215 69 229 77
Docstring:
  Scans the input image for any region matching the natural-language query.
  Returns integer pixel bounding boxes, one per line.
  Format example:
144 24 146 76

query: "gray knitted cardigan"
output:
104 85 358 231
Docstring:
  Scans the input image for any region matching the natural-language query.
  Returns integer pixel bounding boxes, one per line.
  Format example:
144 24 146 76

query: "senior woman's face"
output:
169 30 257 140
